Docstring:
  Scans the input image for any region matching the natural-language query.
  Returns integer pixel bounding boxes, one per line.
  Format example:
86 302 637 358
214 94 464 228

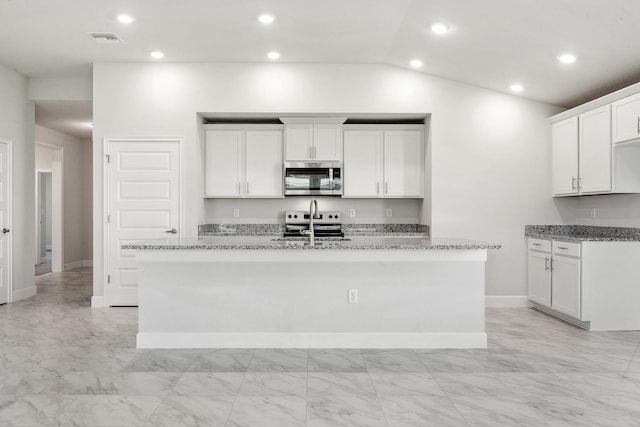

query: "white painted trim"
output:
485 296 531 308
64 259 93 271
103 136 185 307
0 138 12 304
12 286 36 303
91 296 107 307
137 332 488 349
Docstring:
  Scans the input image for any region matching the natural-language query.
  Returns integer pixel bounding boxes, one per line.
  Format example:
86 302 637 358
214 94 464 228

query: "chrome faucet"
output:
301 199 320 245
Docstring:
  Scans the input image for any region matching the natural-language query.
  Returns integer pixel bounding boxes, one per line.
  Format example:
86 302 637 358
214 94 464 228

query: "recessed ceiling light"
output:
267 51 280 60
258 14 275 24
510 83 524 92
431 22 450 35
557 53 576 64
150 51 164 59
410 59 423 68
117 14 135 24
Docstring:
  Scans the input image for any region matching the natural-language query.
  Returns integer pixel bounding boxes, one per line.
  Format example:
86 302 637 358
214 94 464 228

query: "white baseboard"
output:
91 296 107 308
485 296 531 308
12 286 37 302
136 332 488 349
64 259 93 271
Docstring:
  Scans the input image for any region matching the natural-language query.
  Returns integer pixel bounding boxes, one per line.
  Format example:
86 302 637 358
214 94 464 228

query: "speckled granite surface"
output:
198 223 430 237
123 236 501 251
525 225 640 241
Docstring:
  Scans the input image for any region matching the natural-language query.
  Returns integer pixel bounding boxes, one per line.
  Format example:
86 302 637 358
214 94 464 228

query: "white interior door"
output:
0 139 11 305
106 138 181 306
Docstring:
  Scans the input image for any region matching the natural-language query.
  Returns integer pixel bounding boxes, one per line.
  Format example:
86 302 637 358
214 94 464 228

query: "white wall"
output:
0 62 35 301
93 62 569 299
35 125 92 266
81 139 93 260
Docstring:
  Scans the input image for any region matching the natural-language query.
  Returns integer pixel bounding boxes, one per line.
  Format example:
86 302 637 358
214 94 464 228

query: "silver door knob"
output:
2 228 9 234
165 229 177 234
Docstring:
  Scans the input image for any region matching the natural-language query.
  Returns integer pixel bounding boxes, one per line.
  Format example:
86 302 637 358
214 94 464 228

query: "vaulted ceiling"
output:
2 0 640 137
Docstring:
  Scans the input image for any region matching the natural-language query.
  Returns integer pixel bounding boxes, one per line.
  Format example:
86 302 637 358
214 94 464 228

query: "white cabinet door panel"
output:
285 124 313 161
612 92 640 143
343 130 383 197
528 250 552 307
313 124 342 161
552 117 579 196
205 130 243 197
552 255 581 319
245 130 283 197
579 106 611 193
384 130 423 197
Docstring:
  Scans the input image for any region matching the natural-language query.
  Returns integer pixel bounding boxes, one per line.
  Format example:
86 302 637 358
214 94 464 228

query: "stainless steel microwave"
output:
284 162 342 196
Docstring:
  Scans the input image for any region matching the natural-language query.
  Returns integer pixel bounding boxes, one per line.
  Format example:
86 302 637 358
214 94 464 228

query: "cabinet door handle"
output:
550 258 554 271
237 182 241 194
637 116 640 134
246 182 249 194
571 177 577 191
578 177 582 191
385 182 388 194
376 182 380 194
544 257 549 271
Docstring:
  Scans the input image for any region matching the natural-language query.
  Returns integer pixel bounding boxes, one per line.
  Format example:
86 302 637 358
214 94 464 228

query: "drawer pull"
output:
557 246 569 250
532 243 542 246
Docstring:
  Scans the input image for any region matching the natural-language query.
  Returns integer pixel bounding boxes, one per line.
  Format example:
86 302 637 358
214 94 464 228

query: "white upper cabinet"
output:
551 117 579 196
343 130 383 197
384 130 423 197
205 129 243 197
205 125 283 198
281 117 346 161
343 125 424 198
612 92 640 144
579 105 611 194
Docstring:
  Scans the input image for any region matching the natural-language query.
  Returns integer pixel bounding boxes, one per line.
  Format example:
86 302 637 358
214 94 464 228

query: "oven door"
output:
284 162 342 196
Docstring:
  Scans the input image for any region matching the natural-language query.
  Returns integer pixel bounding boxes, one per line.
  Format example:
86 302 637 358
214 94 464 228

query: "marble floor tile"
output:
144 395 233 427
187 348 253 372
226 396 306 427
5 269 640 426
379 394 468 427
248 349 308 372
239 372 307 397
172 372 244 397
307 349 367 373
361 349 427 373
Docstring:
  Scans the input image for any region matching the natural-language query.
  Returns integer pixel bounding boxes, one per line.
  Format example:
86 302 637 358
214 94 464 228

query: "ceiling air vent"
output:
87 32 124 44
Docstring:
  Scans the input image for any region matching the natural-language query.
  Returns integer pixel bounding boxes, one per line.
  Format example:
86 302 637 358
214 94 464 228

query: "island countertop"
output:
123 235 501 251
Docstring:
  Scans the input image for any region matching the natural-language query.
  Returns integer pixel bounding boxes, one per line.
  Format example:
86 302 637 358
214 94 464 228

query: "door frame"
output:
103 137 185 306
0 137 12 303
35 170 53 265
35 142 64 273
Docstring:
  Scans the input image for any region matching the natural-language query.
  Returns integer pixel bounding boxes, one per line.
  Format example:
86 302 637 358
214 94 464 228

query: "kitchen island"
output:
125 235 500 349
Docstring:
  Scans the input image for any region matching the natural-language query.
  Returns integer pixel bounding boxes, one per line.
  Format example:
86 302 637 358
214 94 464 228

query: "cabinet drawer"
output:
528 238 551 252
552 241 581 257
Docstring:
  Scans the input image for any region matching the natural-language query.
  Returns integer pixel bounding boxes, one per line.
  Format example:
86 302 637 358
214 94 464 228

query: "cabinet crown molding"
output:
279 116 347 124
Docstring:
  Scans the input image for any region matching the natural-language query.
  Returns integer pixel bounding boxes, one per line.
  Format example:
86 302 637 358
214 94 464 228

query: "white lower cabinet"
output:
527 237 640 330
527 238 581 320
205 125 283 198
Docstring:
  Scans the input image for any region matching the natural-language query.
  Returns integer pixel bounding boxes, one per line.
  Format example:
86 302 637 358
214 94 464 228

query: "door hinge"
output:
107 275 111 284
105 154 110 163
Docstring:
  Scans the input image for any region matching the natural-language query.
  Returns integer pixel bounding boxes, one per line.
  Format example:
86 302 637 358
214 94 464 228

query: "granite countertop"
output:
122 235 501 251
525 225 640 242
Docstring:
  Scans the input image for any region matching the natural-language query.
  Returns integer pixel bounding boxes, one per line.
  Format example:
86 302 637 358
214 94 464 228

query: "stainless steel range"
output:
284 210 344 238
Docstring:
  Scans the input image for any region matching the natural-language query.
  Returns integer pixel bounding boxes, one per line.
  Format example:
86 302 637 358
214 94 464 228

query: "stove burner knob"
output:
294 214 298 219
288 214 292 218
335 214 339 218
328 215 333 219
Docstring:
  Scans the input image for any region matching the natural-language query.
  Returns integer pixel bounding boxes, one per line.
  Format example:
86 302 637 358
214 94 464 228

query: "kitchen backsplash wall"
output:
574 194 640 227
204 198 424 224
